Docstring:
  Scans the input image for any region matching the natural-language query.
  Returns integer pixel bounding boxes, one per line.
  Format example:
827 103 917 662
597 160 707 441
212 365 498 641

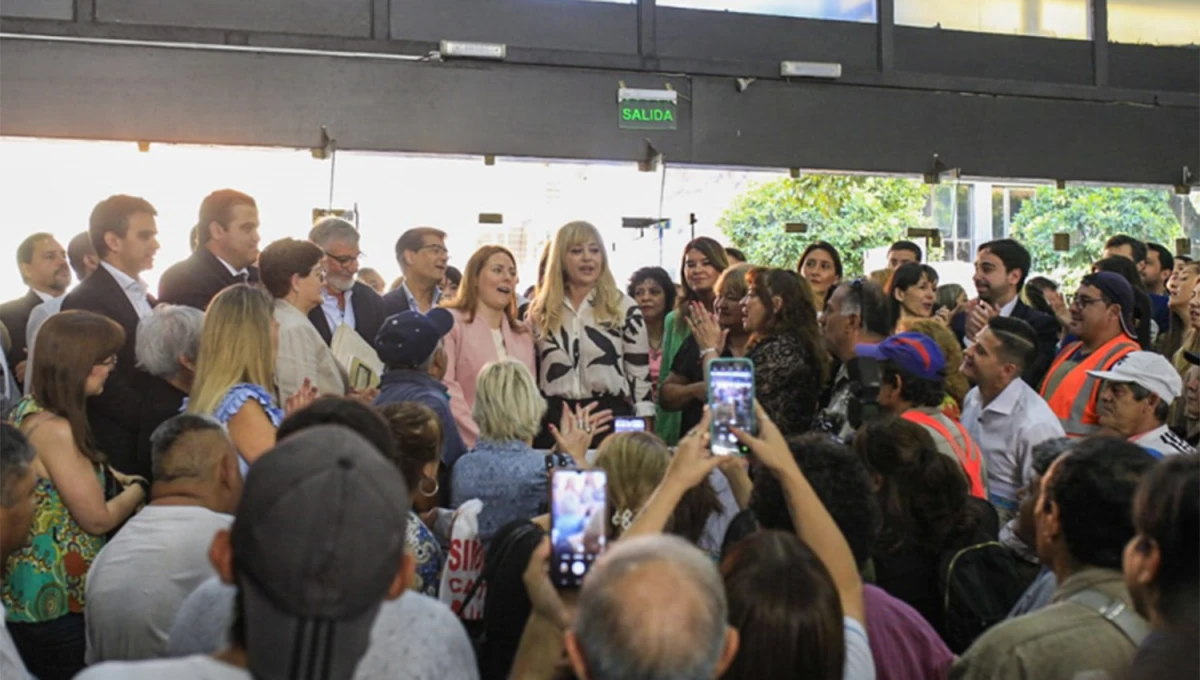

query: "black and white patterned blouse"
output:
534 292 654 417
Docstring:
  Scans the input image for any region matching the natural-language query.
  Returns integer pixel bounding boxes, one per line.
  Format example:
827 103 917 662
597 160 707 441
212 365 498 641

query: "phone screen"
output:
551 470 608 588
708 359 755 456
613 416 647 433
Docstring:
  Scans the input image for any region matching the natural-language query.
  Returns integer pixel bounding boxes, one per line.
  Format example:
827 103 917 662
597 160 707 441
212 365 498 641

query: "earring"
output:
418 476 440 498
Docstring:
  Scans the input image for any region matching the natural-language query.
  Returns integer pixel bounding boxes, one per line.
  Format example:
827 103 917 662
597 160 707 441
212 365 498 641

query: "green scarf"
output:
654 310 692 445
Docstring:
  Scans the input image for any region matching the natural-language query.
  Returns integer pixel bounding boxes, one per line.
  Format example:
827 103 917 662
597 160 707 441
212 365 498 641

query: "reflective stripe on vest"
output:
1039 336 1139 437
901 410 987 500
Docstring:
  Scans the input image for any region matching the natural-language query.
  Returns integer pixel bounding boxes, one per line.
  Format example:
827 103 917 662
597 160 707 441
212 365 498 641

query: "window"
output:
929 183 974 262
1108 0 1200 46
657 0 876 22
896 0 1088 39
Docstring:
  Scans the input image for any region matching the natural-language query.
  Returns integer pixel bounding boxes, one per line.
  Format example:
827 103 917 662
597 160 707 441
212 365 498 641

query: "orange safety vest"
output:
1039 335 1139 438
902 410 987 500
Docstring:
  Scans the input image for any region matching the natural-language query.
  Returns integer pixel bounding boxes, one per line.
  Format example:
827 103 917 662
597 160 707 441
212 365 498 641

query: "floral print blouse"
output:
533 292 654 417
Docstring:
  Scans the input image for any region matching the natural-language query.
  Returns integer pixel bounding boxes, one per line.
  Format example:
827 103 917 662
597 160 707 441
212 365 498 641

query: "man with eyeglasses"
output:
815 278 891 439
306 216 387 348
1039 272 1141 438
383 227 449 317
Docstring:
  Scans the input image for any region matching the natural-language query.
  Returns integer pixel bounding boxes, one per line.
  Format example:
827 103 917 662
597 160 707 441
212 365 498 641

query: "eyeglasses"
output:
324 251 364 267
1068 294 1106 309
417 244 449 257
96 356 118 369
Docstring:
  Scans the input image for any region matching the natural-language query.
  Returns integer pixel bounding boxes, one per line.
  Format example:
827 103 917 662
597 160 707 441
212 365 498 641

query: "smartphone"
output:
613 416 647 433
550 469 608 588
708 358 756 456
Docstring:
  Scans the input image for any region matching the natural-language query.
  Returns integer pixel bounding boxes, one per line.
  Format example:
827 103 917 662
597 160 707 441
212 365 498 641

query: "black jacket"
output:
61 264 156 478
952 299 1059 389
158 247 259 311
307 281 388 348
0 289 43 378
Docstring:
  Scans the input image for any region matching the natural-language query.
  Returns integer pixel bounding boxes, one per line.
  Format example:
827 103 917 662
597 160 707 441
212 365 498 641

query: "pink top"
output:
442 307 537 448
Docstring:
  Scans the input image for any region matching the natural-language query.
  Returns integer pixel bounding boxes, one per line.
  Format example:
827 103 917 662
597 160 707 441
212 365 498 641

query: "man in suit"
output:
159 189 260 310
381 227 448 317
22 231 100 394
1 233 70 386
61 194 160 478
307 217 387 347
953 239 1059 389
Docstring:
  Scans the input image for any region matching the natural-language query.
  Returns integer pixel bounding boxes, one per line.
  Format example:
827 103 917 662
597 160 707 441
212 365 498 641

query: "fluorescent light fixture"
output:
779 61 842 79
439 40 506 60
618 88 678 104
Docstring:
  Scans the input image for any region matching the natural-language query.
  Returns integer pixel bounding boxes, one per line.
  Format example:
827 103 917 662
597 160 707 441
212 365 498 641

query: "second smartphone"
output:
707 357 755 455
550 469 608 588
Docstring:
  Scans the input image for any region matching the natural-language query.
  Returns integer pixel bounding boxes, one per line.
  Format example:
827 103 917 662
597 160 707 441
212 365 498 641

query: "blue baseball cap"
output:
856 332 946 381
374 309 454 367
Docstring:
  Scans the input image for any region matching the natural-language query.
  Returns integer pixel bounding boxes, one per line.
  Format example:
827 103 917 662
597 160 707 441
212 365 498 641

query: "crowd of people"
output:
0 188 1196 680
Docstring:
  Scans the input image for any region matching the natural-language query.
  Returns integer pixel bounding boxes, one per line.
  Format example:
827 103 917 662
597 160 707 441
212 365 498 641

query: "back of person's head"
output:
258 238 324 299
987 316 1039 375
187 284 276 416
136 304 204 382
888 240 923 264
1041 437 1155 570
377 401 443 498
751 434 878 568
725 247 747 264
855 417 975 552
218 426 410 679
444 265 462 287
150 413 233 483
32 310 125 463
276 397 396 462
196 189 256 246
67 231 97 280
1104 234 1148 264
473 359 547 442
1094 255 1148 293
936 283 965 312
834 279 892 338
0 423 36 563
978 239 1033 292
1127 456 1199 628
898 317 967 406
595 432 670 539
720 530 843 680
1023 276 1059 319
568 534 736 680
89 194 157 258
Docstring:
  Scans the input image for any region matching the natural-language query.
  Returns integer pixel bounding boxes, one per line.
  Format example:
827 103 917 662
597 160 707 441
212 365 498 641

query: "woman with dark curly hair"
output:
627 266 676 400
854 416 991 639
741 268 829 435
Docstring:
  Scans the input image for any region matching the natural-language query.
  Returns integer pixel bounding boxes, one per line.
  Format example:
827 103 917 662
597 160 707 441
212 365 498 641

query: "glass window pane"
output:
956 185 972 239
992 188 1005 239
896 0 1088 39
658 0 876 22
1109 0 1200 46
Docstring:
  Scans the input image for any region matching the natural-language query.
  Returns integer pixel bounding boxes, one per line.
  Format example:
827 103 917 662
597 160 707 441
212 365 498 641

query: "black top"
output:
0 288 42 378
670 335 731 437
747 333 822 437
134 374 188 482
307 281 388 349
157 247 258 311
60 265 155 476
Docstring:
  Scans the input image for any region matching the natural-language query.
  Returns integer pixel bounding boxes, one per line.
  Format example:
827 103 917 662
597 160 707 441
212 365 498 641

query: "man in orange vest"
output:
1040 272 1141 437
857 332 989 499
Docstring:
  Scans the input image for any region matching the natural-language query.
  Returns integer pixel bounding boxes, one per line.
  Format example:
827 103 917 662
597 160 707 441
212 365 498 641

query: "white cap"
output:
1087 351 1182 402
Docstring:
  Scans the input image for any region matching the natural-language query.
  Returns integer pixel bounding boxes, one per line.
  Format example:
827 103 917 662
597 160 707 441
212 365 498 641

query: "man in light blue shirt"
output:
962 316 1065 523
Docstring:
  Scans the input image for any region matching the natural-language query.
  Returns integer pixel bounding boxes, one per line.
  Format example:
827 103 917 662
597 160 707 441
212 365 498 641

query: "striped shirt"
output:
1131 424 1195 457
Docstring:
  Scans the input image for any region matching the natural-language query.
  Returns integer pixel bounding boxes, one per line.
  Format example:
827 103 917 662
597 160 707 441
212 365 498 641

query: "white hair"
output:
136 305 204 380
472 359 547 442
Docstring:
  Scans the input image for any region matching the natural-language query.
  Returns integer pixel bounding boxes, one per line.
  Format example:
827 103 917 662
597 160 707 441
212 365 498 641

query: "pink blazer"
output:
442 307 537 448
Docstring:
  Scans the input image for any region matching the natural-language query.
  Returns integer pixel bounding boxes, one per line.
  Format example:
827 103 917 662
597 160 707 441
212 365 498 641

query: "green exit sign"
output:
618 87 678 131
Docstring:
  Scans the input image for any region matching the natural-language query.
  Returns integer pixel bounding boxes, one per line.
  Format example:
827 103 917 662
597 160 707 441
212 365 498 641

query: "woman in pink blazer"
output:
442 245 536 447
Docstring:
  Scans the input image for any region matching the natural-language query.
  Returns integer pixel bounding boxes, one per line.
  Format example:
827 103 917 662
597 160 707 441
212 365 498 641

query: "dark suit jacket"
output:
0 289 42 378
308 282 387 348
952 299 1059 389
135 374 188 482
158 247 259 311
381 287 413 320
60 265 156 478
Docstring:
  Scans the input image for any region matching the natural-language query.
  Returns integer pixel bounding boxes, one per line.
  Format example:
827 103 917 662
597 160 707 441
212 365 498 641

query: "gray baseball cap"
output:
231 425 410 680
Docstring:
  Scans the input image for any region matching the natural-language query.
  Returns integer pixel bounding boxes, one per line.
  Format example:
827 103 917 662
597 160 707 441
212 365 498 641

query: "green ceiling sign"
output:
618 88 678 131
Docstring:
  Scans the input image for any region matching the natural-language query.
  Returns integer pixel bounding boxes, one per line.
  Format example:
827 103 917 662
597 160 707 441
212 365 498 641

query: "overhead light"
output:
780 61 842 79
439 40 506 60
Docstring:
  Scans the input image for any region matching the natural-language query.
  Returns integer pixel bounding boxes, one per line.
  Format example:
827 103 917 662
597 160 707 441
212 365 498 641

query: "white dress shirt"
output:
961 378 1066 511
320 286 356 334
100 261 153 319
214 256 248 280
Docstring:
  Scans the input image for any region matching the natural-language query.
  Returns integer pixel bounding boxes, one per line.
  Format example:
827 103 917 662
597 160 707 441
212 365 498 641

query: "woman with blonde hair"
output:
4 311 147 678
441 244 536 448
593 432 671 539
451 359 603 544
529 221 653 447
901 317 970 416
186 284 313 470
